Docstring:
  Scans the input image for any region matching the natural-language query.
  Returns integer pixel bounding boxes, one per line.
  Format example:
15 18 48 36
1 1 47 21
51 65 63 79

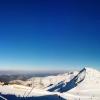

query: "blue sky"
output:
0 0 100 70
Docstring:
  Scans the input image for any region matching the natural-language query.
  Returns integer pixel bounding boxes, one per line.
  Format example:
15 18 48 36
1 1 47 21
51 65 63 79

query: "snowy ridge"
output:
71 67 100 90
47 67 100 93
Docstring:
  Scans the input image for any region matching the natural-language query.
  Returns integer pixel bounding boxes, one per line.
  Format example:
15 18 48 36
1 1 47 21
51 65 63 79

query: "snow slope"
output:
0 67 100 100
19 71 78 89
48 67 100 92
0 85 65 100
62 67 100 100
48 67 100 100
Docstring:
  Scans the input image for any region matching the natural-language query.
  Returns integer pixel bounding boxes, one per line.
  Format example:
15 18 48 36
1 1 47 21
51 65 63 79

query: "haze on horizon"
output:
0 0 100 70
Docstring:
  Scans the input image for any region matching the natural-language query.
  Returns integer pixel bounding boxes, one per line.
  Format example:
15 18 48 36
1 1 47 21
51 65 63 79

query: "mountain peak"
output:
81 67 100 75
83 67 95 71
84 67 95 70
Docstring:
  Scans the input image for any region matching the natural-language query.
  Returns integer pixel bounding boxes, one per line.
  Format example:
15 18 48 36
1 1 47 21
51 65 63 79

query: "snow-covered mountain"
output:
26 71 78 89
9 71 78 89
48 68 100 92
61 67 100 100
0 67 100 100
48 67 100 92
47 67 100 100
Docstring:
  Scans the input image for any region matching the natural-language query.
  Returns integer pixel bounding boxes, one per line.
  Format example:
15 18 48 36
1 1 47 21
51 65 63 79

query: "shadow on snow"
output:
0 94 66 100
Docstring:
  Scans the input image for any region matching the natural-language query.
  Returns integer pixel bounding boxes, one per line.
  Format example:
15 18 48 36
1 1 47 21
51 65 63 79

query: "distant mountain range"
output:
0 71 66 83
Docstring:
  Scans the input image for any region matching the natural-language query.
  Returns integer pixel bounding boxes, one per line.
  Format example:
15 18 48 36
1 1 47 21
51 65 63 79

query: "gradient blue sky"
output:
0 0 100 70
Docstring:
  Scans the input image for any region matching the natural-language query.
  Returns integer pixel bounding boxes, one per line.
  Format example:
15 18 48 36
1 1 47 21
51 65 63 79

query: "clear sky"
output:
0 0 100 70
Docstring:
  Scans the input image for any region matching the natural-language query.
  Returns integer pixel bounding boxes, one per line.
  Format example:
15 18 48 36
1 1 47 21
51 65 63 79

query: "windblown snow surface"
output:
0 67 100 100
